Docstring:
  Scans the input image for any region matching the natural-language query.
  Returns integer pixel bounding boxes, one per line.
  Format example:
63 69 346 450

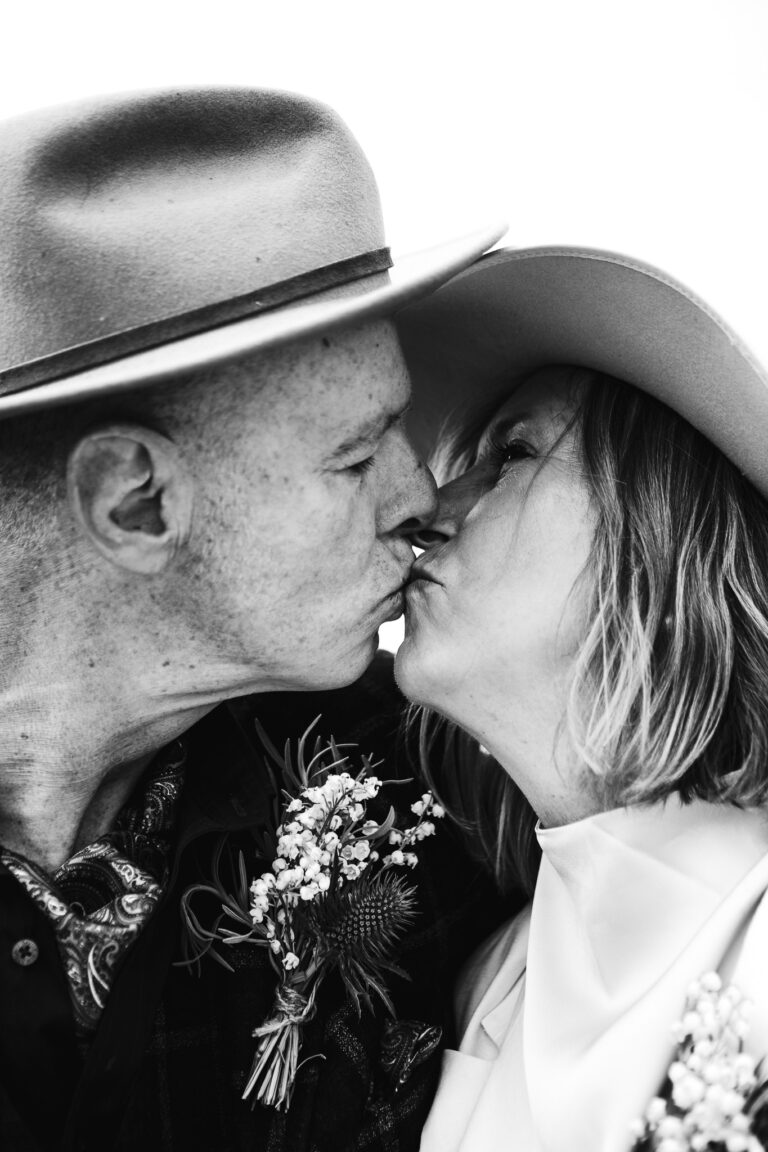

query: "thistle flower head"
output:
313 870 417 959
305 870 418 1015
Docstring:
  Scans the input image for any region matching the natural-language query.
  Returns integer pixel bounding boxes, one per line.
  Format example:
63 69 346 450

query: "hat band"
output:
0 247 393 396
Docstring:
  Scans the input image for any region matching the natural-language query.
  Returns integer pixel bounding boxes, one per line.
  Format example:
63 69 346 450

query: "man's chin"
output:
328 630 380 688
287 629 380 694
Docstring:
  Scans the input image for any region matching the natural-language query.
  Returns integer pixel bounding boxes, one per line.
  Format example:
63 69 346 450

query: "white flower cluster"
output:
383 792 445 868
248 773 442 972
631 971 763 1152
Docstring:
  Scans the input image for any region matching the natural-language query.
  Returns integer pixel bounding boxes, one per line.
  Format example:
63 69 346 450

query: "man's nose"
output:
396 456 438 538
408 470 481 549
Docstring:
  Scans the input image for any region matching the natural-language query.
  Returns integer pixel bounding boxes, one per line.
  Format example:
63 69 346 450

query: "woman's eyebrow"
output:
480 410 532 445
328 402 410 460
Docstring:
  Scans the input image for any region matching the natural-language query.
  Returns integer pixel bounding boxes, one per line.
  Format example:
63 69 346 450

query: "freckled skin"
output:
176 318 436 692
0 317 436 868
396 370 600 827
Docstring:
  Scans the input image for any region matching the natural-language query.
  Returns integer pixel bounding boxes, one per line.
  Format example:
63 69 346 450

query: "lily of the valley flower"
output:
632 972 764 1152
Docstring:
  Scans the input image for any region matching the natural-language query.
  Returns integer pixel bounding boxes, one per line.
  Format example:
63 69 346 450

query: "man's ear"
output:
67 423 193 575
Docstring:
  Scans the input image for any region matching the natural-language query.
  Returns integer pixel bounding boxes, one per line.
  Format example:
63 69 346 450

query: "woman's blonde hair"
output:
416 365 768 897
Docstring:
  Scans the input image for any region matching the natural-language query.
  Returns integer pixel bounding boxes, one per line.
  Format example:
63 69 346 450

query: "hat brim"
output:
397 246 768 498
0 223 505 419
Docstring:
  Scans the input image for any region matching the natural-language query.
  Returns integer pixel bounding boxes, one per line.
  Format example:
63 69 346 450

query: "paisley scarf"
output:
0 741 185 1034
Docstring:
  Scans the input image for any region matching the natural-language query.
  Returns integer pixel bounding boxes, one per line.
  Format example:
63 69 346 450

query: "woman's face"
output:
396 369 599 821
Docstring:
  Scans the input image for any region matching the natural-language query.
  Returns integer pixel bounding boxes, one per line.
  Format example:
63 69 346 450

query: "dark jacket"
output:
0 656 509 1152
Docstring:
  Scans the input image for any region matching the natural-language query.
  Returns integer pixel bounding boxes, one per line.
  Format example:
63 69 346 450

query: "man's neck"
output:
0 684 213 873
0 576 265 872
0 756 151 872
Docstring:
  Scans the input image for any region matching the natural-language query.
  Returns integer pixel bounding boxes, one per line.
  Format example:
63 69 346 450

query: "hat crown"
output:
0 87 385 372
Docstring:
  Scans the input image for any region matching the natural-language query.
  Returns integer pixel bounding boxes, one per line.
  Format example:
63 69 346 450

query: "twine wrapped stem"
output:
242 983 318 1109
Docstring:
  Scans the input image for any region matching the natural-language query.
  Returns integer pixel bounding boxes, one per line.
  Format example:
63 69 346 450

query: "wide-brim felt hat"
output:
0 87 504 419
397 246 768 498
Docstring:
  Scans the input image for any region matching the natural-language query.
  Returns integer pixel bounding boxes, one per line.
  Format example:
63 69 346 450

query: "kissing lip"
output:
387 570 416 599
407 564 443 587
380 592 406 622
378 575 411 612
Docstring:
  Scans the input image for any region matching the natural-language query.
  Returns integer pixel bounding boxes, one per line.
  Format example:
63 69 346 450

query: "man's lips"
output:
387 568 417 598
378 571 413 613
380 593 406 622
377 565 442 620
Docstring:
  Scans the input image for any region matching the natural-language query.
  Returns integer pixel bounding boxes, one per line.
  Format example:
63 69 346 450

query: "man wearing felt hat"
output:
0 87 505 1151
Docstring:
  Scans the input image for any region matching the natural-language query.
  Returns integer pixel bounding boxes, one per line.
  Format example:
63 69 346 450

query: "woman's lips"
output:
407 565 443 587
405 573 443 609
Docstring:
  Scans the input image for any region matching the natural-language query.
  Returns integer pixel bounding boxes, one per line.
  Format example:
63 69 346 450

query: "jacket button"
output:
11 938 39 966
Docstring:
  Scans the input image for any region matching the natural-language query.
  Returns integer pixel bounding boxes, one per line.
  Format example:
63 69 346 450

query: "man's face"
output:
187 318 436 692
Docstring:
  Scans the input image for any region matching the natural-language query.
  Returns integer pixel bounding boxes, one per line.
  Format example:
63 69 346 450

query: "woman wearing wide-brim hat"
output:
393 247 768 1151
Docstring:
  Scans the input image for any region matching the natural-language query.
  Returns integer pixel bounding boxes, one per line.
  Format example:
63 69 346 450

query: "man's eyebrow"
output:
329 402 410 460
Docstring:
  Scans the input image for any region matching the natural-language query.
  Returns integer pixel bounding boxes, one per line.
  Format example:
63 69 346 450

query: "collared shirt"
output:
421 798 768 1152
0 702 276 1151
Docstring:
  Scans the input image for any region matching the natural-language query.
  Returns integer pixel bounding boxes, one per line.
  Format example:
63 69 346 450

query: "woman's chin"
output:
393 631 440 707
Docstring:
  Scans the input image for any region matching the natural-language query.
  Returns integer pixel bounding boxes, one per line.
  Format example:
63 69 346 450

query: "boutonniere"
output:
180 718 444 1111
631 972 768 1152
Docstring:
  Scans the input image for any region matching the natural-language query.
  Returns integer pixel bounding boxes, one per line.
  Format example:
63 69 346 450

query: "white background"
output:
3 0 766 652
